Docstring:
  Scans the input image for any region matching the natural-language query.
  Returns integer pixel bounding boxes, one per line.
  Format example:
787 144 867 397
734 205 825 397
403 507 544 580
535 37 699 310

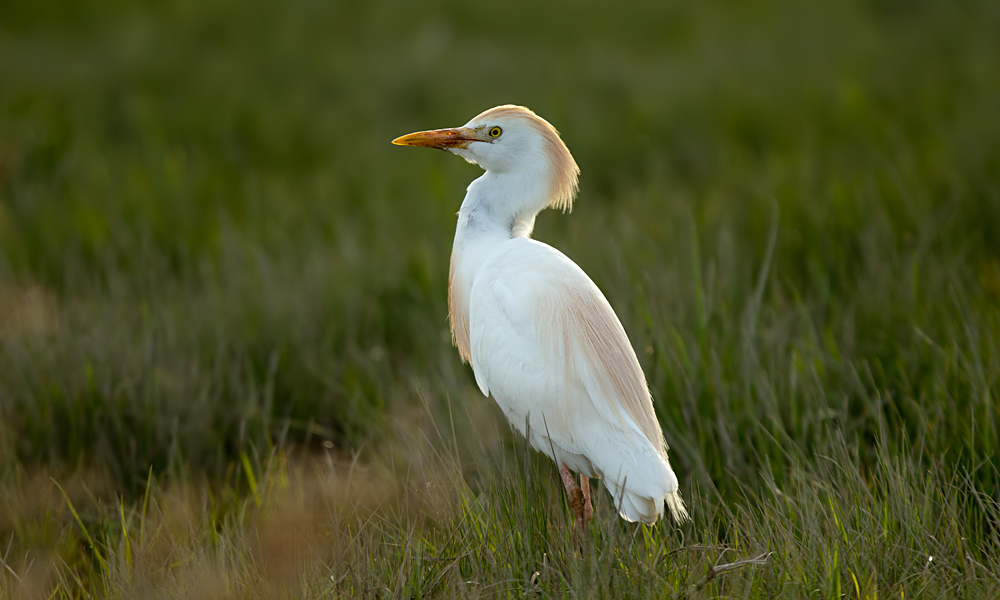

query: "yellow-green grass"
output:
3 424 999 598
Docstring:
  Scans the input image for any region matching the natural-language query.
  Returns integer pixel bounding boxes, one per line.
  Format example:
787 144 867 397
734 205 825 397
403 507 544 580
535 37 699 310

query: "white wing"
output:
468 237 687 523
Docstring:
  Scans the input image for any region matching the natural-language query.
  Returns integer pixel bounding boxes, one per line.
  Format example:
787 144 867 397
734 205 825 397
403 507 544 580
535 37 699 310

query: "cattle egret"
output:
393 105 688 530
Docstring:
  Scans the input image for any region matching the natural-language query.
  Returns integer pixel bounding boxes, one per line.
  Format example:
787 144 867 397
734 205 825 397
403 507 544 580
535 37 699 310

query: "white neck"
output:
453 169 548 269
447 169 549 360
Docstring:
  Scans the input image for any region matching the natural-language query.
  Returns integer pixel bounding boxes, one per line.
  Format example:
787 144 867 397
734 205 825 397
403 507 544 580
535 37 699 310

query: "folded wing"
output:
468 238 687 523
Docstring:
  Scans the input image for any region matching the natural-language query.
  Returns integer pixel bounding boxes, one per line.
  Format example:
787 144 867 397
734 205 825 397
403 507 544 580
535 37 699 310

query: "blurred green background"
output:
1 0 999 499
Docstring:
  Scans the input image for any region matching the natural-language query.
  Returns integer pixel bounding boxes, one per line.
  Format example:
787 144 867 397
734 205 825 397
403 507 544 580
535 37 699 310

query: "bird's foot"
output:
580 474 593 526
559 463 588 551
570 488 585 535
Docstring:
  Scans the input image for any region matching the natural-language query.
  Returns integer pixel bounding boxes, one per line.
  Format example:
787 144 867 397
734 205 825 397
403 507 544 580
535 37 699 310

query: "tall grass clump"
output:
2 416 998 598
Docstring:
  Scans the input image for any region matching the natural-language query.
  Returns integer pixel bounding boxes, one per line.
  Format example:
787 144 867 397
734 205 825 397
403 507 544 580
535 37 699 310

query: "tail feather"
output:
604 480 689 524
664 490 689 523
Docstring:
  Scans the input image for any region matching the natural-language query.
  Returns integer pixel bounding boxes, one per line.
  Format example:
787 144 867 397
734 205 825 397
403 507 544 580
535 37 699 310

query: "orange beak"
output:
392 127 480 149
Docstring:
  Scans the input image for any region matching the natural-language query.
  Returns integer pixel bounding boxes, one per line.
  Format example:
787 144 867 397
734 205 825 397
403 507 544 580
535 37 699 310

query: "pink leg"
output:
580 475 593 525
558 463 586 539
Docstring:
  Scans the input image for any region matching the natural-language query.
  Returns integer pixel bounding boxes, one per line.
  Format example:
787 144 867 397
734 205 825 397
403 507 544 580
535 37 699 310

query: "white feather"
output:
467 238 683 523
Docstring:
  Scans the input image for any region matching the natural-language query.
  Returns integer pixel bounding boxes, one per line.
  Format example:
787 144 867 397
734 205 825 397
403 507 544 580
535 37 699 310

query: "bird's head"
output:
393 105 580 212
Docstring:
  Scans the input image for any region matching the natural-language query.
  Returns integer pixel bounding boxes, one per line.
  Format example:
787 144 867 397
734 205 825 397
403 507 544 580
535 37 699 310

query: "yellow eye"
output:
488 126 502 138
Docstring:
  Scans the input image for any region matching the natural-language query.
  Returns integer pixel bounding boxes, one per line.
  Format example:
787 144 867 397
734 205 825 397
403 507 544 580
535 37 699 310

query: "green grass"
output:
4 427 1000 598
1 0 999 597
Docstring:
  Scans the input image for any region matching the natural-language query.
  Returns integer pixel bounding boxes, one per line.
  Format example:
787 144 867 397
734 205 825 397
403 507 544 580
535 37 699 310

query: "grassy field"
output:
2 0 1000 597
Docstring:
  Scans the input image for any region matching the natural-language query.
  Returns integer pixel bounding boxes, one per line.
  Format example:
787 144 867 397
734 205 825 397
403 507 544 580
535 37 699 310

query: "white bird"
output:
393 105 688 529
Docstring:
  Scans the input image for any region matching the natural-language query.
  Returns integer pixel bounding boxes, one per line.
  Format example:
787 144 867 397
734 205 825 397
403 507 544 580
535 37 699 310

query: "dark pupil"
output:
492 128 499 136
